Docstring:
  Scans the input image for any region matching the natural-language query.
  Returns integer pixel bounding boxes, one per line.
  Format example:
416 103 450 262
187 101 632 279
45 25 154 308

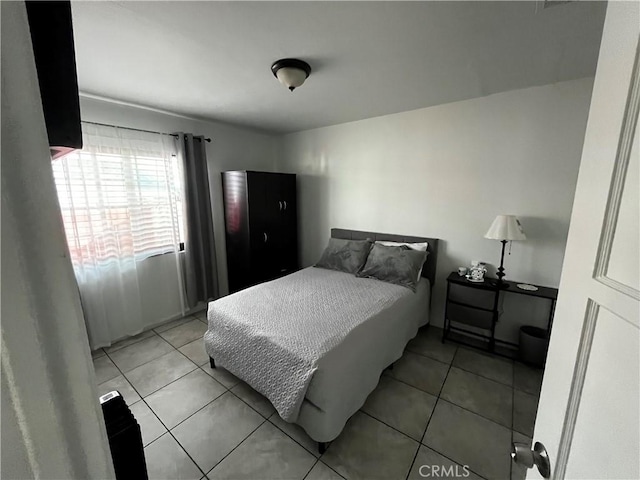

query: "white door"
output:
523 2 640 479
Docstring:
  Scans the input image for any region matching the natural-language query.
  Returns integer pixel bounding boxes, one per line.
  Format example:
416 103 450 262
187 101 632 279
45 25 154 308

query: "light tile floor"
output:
93 316 543 480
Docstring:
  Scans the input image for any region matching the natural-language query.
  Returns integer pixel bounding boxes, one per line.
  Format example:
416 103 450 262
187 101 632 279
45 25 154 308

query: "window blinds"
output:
52 124 185 267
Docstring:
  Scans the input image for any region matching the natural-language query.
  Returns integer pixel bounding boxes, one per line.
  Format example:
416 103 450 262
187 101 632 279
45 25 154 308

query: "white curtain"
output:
52 123 188 349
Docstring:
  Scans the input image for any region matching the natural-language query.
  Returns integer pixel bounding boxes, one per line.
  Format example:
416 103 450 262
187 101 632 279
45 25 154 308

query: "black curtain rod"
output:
81 121 212 142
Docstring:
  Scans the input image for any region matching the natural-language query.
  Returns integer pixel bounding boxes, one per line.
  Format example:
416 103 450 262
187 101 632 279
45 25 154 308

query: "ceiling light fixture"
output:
271 58 312 92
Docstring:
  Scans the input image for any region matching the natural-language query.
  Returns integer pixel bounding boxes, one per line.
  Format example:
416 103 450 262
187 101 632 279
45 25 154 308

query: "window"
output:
52 126 185 267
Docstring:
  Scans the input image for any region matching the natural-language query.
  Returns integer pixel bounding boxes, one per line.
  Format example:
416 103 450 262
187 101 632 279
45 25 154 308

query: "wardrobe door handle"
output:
283 200 287 210
279 201 283 211
264 232 268 243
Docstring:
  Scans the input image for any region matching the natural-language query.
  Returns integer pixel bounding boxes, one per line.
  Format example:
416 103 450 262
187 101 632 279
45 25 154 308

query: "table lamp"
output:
484 215 526 287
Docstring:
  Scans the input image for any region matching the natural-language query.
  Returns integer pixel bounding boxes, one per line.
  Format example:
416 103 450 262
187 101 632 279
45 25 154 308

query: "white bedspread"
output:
204 267 415 422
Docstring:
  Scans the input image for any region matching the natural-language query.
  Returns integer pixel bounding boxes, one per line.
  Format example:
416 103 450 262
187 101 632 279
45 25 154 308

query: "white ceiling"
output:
71 1 606 134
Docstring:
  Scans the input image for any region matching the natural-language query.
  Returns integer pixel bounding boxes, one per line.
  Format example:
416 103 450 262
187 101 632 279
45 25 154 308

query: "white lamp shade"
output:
484 215 526 241
276 67 308 90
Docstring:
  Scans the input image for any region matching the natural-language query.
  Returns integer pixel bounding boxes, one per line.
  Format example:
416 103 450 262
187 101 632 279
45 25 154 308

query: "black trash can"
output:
519 326 549 368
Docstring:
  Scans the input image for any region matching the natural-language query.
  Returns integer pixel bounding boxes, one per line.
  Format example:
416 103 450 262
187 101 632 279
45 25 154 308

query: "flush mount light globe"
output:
271 58 312 92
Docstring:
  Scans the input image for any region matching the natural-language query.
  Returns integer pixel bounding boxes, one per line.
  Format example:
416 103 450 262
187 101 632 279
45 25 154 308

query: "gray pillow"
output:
315 238 373 274
356 244 428 292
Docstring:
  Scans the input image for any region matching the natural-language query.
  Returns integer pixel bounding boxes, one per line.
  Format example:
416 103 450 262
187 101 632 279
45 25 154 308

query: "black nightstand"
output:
443 272 558 353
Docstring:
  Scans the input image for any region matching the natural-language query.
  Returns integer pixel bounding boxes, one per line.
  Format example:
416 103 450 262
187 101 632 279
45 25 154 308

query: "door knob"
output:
279 201 282 211
511 442 551 479
283 200 287 210
263 232 268 243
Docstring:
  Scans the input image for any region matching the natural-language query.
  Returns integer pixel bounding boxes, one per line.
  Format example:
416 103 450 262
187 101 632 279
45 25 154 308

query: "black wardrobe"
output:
222 171 298 293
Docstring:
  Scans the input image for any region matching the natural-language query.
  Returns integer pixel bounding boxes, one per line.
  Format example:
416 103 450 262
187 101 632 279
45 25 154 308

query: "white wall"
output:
79 96 281 327
280 78 594 343
79 79 593 344
1 2 114 477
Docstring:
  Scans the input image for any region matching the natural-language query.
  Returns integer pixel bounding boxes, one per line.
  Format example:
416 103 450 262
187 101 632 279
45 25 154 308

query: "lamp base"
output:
494 240 509 290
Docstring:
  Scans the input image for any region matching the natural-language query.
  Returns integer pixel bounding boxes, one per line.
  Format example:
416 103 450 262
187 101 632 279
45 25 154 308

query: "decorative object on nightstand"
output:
484 215 526 288
467 260 487 282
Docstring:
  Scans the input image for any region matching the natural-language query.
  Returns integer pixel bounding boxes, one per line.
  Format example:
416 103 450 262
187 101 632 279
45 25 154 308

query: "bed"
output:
204 228 439 451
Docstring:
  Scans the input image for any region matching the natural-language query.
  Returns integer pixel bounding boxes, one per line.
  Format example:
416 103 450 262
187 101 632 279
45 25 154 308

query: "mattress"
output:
204 267 430 438
299 274 430 441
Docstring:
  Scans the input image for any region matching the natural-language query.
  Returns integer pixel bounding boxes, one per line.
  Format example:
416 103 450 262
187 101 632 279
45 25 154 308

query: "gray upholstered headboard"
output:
331 228 439 288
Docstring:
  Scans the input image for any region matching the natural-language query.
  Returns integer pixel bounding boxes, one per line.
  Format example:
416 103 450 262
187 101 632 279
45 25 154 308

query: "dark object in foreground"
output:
101 391 148 480
25 0 82 159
